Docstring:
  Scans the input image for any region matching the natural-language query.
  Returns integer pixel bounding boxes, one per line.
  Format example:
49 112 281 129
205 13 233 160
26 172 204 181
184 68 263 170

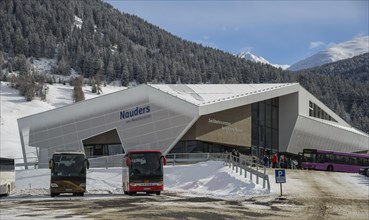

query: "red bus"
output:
122 150 166 195
302 149 369 173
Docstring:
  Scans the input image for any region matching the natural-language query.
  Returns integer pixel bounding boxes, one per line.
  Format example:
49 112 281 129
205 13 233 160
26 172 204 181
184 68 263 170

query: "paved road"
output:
0 193 307 220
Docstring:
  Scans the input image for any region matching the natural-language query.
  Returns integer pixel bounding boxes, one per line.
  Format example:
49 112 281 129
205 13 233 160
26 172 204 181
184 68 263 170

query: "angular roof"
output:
149 83 296 106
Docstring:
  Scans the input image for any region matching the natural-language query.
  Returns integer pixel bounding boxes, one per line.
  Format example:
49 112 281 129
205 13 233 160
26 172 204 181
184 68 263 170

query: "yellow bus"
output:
48 152 89 197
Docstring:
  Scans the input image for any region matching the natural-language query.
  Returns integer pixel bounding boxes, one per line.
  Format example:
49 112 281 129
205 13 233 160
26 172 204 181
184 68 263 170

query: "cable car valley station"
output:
17 83 369 168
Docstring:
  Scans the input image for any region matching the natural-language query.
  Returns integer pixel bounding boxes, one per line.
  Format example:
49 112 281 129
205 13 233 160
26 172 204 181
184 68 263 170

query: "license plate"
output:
65 189 72 191
144 188 150 190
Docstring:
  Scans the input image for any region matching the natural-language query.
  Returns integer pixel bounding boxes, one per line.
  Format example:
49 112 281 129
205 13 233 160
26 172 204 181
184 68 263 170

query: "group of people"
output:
226 149 299 169
262 153 298 169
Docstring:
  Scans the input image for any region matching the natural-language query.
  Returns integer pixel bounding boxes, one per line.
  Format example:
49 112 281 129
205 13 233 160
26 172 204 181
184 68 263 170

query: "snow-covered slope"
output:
238 51 290 70
239 51 270 64
0 81 125 159
289 36 369 71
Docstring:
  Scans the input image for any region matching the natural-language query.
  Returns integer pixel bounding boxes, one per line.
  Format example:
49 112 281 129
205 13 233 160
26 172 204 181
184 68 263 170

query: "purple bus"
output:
302 149 369 173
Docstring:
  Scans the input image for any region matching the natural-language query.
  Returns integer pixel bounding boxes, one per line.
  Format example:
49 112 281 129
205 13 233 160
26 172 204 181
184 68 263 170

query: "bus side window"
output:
360 158 369 166
349 157 357 165
326 154 334 163
317 154 325 163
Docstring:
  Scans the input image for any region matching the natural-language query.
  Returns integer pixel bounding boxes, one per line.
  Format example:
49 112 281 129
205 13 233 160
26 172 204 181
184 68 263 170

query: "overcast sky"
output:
106 0 369 65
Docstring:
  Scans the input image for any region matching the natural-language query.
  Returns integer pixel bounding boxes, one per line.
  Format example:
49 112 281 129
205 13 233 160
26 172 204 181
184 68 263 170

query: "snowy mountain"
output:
238 51 290 70
289 36 369 71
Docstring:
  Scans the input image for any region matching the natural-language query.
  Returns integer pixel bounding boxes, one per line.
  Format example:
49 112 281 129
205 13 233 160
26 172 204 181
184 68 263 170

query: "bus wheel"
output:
50 193 56 197
79 193 84 197
124 191 128 195
6 185 10 196
156 191 161 195
327 165 333 171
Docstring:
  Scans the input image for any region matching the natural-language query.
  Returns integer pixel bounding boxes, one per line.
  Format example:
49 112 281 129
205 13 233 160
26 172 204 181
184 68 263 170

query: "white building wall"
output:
279 92 299 152
18 85 198 168
287 116 369 154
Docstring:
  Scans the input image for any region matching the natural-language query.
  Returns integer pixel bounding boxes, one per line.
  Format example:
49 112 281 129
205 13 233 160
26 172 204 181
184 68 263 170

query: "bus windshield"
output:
303 149 317 163
0 157 15 196
0 158 15 172
130 152 163 177
52 154 86 177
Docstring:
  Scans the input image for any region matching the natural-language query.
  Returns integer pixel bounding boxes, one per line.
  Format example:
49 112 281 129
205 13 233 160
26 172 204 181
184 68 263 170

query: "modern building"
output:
17 83 369 168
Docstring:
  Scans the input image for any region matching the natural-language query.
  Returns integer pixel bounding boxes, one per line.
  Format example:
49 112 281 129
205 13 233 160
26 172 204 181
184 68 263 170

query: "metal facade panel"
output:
287 116 369 154
19 85 199 168
279 93 299 152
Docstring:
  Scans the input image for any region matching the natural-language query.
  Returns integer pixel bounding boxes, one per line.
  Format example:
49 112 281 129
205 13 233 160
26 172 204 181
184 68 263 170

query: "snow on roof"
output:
149 83 296 106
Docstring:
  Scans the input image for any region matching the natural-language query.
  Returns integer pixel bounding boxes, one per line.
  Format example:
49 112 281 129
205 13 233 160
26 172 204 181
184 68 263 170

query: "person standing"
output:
280 154 286 168
262 154 269 167
272 154 278 168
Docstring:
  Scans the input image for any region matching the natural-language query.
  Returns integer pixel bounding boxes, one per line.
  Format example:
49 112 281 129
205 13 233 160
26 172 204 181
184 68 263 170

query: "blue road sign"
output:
275 169 286 183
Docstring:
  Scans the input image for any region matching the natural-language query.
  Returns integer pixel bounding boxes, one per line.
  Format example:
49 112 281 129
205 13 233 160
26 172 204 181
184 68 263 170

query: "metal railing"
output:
219 152 270 191
165 153 211 165
87 154 124 168
166 152 270 191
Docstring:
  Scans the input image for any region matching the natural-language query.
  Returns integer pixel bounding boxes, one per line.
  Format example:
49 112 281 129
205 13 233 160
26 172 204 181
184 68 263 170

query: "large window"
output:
84 144 123 158
309 101 337 122
251 98 279 155
169 141 251 155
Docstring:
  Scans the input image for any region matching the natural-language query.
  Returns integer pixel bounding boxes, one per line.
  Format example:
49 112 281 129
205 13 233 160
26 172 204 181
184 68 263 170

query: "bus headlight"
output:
79 183 86 188
50 183 58 188
129 182 137 187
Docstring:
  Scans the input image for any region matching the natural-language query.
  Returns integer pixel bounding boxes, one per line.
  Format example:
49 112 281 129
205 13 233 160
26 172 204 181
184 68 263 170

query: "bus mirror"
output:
85 159 90 169
163 156 167 166
48 159 54 170
126 158 131 167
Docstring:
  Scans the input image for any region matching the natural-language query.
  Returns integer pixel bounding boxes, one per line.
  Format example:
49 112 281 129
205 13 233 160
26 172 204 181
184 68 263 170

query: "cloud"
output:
309 41 325 49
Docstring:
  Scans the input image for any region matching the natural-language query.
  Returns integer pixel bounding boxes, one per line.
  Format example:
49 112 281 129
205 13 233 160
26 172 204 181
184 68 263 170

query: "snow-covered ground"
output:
13 161 268 199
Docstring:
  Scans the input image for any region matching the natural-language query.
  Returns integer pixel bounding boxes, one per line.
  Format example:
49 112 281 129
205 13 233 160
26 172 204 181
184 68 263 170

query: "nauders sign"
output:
120 105 151 120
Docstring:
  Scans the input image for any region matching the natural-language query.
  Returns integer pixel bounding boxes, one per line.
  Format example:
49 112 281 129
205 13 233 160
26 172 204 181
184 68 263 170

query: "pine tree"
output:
72 76 85 102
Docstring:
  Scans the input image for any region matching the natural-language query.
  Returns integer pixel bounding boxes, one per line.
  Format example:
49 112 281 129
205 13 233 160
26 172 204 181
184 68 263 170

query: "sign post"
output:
275 169 286 197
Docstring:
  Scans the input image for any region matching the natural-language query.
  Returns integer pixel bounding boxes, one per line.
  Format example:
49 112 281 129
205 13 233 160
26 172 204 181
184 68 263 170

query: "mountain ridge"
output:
238 51 290 70
288 36 369 71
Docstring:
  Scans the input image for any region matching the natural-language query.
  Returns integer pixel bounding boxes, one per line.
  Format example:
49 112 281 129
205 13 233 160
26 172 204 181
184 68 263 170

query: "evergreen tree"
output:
72 76 85 102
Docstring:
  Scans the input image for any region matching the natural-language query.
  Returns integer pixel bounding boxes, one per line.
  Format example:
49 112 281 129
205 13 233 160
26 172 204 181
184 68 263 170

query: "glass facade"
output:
169 140 251 155
309 101 337 122
83 144 124 158
251 98 279 157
